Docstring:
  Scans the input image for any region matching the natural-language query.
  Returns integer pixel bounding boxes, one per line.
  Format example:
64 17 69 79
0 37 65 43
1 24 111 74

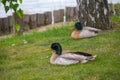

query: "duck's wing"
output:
54 57 79 65
69 51 92 56
61 52 96 63
83 27 101 32
71 52 97 61
61 52 90 60
80 30 98 38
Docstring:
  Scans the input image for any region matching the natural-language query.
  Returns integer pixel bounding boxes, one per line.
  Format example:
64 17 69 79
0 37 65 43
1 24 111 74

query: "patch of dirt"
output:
37 22 72 32
0 35 7 39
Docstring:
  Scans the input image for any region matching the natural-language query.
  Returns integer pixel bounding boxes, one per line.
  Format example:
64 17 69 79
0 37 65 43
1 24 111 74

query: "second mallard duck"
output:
71 22 101 39
50 42 96 65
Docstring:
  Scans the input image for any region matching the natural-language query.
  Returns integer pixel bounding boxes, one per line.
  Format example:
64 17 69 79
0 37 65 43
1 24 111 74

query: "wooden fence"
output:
0 7 78 35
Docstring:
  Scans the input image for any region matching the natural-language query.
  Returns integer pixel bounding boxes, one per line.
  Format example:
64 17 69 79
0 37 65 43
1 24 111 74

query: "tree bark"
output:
76 0 112 30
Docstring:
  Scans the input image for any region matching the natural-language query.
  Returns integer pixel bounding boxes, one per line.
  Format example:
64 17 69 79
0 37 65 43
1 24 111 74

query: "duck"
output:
50 42 96 65
71 22 101 39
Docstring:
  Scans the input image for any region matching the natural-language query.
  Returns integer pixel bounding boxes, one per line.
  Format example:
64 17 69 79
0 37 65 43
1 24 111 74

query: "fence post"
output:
60 9 64 22
23 14 30 31
54 9 64 23
74 7 78 20
44 12 52 25
29 14 37 29
37 13 45 27
66 7 75 21
0 17 9 34
0 18 2 34
8 16 14 33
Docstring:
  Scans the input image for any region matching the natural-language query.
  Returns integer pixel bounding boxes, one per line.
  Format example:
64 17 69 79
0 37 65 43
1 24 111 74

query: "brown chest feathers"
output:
71 29 81 39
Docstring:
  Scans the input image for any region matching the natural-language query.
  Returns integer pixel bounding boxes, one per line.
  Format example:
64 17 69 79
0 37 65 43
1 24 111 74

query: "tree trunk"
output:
76 0 112 30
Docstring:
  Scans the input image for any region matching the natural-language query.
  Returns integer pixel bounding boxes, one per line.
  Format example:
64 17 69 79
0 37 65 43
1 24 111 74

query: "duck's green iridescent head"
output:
51 42 62 55
75 22 83 30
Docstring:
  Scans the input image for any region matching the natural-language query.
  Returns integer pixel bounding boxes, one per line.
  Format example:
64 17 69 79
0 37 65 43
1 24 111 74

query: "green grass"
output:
111 15 120 23
0 19 120 80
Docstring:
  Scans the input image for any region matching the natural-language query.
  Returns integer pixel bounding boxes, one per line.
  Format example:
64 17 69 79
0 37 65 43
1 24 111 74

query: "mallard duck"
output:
71 22 101 39
50 42 96 65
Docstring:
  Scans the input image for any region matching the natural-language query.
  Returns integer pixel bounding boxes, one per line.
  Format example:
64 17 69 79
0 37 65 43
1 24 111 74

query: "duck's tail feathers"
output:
88 55 97 61
93 55 97 58
81 55 97 63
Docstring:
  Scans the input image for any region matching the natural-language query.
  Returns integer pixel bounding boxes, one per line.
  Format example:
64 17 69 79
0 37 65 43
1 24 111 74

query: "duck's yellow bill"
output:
46 48 52 51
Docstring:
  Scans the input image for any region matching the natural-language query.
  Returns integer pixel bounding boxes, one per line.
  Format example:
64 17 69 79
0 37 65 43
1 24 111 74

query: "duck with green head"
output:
71 22 101 39
50 42 96 65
